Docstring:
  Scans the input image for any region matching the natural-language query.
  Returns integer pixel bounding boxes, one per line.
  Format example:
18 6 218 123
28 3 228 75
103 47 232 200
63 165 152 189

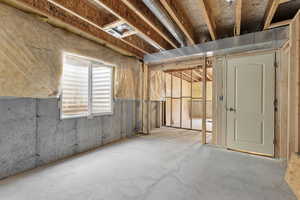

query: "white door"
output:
226 53 275 156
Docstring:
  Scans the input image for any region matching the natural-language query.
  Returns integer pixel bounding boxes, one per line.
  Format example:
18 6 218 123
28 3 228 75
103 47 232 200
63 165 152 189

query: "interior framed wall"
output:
163 67 213 132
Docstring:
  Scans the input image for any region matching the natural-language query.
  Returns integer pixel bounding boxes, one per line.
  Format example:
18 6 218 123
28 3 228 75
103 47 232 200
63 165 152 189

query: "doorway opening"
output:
162 66 213 143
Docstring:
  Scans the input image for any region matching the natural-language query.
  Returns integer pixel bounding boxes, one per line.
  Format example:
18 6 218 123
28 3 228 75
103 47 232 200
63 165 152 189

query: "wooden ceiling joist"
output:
263 0 280 30
267 19 292 29
234 0 242 36
195 0 217 40
121 0 180 48
13 0 145 58
123 35 158 54
94 0 174 50
48 0 158 54
279 0 291 4
160 0 196 45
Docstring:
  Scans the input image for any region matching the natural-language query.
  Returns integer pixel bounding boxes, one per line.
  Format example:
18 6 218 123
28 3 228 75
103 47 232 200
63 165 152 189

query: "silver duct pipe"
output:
142 0 186 47
144 27 288 64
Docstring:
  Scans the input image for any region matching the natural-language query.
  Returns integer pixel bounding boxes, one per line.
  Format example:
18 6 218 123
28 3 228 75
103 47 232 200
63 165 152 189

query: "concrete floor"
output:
0 128 296 200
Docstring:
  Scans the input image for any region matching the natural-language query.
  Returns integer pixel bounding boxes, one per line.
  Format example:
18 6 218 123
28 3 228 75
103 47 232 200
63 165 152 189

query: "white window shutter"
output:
91 64 113 114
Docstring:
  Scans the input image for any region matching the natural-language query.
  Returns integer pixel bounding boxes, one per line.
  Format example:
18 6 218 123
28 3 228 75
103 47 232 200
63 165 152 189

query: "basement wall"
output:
0 3 141 99
0 4 142 179
0 98 140 179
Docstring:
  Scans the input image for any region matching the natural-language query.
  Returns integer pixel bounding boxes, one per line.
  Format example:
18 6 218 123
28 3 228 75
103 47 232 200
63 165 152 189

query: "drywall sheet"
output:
0 4 141 99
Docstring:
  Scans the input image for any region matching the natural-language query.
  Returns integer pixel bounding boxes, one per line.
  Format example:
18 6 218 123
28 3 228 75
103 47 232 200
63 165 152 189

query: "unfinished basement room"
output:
0 0 300 199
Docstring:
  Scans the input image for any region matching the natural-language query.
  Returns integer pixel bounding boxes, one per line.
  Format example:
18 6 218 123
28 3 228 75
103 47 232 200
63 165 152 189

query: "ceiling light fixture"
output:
225 0 234 6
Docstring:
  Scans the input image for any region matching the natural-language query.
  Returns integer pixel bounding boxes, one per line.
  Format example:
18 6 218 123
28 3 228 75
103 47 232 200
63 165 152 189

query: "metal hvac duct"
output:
144 26 289 64
142 0 186 47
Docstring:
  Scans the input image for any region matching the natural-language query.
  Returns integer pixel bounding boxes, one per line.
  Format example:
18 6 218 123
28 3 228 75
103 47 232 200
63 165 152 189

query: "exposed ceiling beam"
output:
121 0 180 48
160 0 196 45
263 0 280 30
267 19 292 29
48 0 158 54
195 0 217 40
192 70 205 81
93 0 174 50
123 35 158 54
12 0 145 58
279 0 290 4
234 0 242 36
182 71 199 82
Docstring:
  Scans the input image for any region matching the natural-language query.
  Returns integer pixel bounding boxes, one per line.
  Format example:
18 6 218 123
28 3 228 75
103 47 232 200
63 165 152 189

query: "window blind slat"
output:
92 65 112 114
61 55 113 118
61 55 89 118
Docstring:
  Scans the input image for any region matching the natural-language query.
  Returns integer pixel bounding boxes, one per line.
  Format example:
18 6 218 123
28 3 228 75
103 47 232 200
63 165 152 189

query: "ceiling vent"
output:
103 21 136 38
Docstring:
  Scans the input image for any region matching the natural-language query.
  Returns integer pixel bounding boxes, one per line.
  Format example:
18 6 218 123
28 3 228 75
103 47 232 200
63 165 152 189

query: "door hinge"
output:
273 138 276 145
274 99 278 112
274 62 278 68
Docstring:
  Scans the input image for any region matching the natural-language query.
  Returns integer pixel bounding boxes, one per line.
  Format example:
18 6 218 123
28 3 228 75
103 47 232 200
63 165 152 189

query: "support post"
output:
202 57 207 144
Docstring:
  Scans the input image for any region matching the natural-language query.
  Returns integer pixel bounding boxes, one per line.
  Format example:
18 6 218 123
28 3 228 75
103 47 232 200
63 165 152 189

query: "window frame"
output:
60 53 114 120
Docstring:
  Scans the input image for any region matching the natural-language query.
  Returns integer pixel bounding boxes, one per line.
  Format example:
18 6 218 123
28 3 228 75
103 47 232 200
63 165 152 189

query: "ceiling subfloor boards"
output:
195 0 217 40
160 0 195 45
93 0 174 50
12 0 145 58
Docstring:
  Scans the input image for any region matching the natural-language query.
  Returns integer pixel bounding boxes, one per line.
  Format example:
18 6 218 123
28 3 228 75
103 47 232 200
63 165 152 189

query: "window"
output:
61 53 113 119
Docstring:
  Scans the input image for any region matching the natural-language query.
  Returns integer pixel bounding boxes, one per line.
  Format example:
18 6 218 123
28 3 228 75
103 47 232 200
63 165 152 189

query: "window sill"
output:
61 112 114 120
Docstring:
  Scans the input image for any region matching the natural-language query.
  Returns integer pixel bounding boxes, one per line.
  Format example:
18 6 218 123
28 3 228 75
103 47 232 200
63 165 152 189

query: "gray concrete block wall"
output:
0 98 139 179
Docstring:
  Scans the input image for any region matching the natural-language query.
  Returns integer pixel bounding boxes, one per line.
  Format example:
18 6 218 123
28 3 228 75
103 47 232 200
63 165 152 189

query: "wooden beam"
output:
263 0 280 30
121 0 180 48
160 0 195 45
94 0 174 50
279 0 290 4
202 57 207 144
123 35 158 54
234 0 242 36
268 19 292 29
12 0 145 58
195 0 217 40
192 70 203 81
48 0 159 54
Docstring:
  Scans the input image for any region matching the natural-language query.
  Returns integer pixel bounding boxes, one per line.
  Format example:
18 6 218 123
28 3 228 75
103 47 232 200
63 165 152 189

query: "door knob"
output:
229 108 235 112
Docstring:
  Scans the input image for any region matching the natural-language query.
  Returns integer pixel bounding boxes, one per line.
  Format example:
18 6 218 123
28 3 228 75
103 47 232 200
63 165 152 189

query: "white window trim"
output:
60 53 114 120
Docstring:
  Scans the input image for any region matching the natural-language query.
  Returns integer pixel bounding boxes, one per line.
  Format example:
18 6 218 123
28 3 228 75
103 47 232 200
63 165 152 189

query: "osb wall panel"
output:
0 4 141 99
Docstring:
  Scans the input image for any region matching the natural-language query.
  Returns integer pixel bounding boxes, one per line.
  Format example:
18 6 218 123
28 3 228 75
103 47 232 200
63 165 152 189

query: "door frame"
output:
221 50 277 157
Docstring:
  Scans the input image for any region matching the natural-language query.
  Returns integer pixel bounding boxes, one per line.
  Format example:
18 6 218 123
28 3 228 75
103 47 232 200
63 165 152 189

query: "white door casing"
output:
226 53 275 156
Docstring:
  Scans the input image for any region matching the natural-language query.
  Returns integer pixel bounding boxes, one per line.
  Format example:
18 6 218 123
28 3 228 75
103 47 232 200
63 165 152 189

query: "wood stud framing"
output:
163 61 210 138
234 0 242 36
94 0 174 50
195 0 217 40
121 0 180 48
202 58 207 144
263 0 292 30
160 0 196 45
267 19 292 29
